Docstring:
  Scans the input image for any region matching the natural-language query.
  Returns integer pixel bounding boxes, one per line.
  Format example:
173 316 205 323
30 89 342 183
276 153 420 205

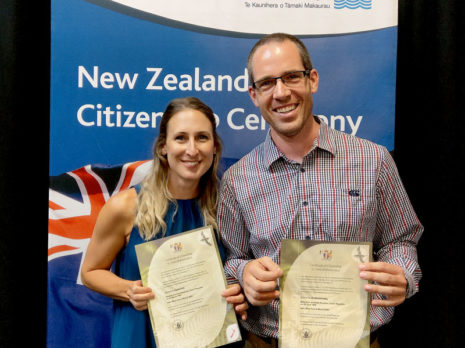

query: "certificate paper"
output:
135 226 241 348
280 240 372 348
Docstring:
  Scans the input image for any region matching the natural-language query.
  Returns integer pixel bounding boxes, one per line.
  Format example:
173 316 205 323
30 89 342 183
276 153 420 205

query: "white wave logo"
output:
334 0 372 10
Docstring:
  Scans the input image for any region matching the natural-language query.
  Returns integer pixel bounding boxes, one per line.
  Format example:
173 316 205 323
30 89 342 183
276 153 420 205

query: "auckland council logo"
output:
334 0 372 9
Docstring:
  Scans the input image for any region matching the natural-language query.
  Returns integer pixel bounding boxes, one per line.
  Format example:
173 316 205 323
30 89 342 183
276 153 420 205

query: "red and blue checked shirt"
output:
218 119 423 338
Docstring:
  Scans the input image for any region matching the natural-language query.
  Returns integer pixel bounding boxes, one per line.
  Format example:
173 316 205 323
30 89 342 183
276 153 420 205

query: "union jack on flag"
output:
47 160 151 348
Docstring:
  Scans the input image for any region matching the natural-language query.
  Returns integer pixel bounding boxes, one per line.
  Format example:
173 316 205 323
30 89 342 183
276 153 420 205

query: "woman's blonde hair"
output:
135 97 222 240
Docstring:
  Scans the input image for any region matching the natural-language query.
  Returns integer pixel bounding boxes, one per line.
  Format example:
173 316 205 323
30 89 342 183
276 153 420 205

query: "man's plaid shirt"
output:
218 119 423 338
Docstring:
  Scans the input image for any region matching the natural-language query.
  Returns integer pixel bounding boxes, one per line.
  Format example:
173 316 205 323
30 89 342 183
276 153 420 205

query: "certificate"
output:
279 240 372 348
135 226 241 348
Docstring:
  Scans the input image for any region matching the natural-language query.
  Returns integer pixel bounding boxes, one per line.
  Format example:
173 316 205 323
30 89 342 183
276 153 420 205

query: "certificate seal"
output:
301 328 312 340
226 324 240 342
172 320 184 331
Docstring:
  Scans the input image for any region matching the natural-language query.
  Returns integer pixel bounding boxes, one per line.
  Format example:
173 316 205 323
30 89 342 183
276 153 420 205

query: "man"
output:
218 33 423 348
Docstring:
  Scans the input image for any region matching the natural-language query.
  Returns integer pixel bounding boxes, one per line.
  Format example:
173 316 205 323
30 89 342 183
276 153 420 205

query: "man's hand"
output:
359 262 407 307
242 257 283 306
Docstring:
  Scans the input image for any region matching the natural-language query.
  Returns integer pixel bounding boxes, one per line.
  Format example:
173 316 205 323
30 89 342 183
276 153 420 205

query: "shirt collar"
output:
314 117 337 156
263 131 282 168
263 116 337 168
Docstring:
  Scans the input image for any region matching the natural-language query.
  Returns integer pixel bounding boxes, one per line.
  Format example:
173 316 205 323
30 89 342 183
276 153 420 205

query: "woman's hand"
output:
127 280 155 311
222 283 249 320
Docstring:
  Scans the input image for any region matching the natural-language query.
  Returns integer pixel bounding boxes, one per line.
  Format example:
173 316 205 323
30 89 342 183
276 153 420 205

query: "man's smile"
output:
274 104 297 114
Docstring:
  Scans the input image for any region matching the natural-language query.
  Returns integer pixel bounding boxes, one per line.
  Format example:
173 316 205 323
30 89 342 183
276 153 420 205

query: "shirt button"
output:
305 235 311 240
303 201 308 206
300 167 305 173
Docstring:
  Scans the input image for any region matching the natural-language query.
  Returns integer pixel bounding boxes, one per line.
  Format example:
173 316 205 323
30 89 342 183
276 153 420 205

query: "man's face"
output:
248 40 319 139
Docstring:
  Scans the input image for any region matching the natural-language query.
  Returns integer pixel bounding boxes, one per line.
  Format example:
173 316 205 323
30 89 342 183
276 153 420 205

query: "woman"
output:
81 97 247 347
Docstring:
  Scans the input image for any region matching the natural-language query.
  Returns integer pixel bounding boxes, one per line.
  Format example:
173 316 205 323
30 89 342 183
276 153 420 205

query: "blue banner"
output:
50 0 397 175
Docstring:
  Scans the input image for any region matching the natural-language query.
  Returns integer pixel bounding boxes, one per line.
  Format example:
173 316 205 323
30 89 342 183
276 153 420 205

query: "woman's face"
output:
162 108 216 197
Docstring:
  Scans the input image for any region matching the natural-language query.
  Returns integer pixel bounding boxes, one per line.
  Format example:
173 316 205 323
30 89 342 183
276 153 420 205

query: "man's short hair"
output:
247 33 314 85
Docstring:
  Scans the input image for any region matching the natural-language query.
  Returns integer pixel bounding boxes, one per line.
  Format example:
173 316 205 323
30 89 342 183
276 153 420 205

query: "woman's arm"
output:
81 188 154 309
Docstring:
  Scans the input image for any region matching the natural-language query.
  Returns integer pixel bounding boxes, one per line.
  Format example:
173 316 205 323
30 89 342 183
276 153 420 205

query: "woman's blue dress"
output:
111 195 225 348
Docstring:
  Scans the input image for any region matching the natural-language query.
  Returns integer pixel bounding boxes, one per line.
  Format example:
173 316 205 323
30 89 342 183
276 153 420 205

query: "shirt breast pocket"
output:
314 185 377 240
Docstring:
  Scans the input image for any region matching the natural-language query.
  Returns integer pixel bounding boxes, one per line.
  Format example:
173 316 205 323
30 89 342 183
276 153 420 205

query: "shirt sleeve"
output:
217 169 252 286
374 146 424 298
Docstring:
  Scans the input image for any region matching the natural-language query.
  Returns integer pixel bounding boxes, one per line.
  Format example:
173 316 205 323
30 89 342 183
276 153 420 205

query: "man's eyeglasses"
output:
252 70 311 93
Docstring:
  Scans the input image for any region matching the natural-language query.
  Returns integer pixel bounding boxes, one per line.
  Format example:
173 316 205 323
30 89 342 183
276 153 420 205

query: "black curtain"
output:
381 1 465 346
0 0 50 347
1 0 463 346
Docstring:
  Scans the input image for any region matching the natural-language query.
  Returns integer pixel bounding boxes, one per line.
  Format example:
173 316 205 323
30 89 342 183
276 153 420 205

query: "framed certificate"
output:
135 226 241 348
279 240 372 348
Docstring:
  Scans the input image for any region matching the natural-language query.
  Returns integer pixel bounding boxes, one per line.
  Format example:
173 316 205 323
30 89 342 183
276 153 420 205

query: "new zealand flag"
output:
47 160 151 348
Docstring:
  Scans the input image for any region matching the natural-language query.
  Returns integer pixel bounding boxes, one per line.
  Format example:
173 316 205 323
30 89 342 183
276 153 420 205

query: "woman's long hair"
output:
135 97 222 240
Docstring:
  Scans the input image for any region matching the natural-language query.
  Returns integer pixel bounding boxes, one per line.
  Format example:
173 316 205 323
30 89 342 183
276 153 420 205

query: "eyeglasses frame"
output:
251 69 312 92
